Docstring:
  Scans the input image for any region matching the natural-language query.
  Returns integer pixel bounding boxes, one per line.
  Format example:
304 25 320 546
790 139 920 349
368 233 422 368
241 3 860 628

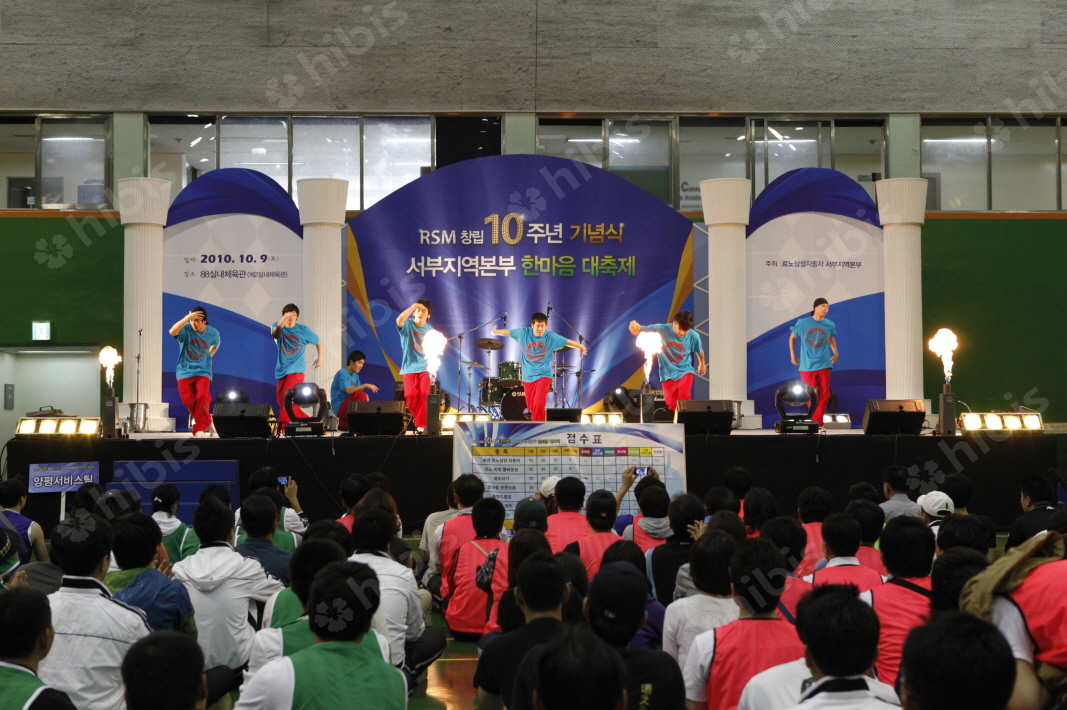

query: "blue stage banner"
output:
453 422 687 517
746 168 886 426
28 462 99 493
345 155 696 415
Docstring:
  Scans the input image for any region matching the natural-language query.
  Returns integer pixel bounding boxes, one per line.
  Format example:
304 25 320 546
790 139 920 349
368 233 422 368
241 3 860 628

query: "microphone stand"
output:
450 314 505 413
547 302 586 409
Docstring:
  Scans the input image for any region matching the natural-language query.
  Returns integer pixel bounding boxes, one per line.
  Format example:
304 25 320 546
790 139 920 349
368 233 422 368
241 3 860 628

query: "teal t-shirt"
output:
272 323 319 380
790 316 837 371
511 327 569 382
398 319 433 375
331 368 360 408
642 324 702 382
175 322 221 380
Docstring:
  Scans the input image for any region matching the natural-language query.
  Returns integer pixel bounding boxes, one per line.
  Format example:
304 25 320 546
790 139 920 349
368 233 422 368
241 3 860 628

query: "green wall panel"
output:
921 218 1067 421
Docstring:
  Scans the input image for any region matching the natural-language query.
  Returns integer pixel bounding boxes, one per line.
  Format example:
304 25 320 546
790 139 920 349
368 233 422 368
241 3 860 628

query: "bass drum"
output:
500 386 529 421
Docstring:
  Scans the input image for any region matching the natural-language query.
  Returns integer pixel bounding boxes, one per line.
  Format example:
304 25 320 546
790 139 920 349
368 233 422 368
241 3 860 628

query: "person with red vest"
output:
544 477 590 554
431 474 486 577
858 515 934 689
794 487 832 578
564 491 620 580
724 467 752 522
803 513 883 592
683 538 805 710
623 486 673 553
440 497 510 642
846 499 888 576
741 488 778 538
758 516 813 626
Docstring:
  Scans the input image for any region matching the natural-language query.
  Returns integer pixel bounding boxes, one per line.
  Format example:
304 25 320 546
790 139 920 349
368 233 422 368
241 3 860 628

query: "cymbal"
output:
475 338 504 351
459 360 489 371
554 346 571 353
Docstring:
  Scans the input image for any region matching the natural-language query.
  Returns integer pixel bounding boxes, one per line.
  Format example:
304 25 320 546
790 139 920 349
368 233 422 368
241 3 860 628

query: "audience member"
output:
741 487 778 537
66 482 105 518
350 508 446 688
171 497 284 669
600 539 664 651
38 513 151 710
900 613 1015 710
335 473 372 532
613 468 667 536
431 474 487 584
845 499 887 575
672 510 746 601
235 561 407 710
150 483 199 563
663 530 739 669
880 466 920 521
513 497 549 534
237 485 301 553
1005 475 1057 551
916 491 954 536
121 631 212 710
535 475 561 515
554 551 590 625
648 493 705 605
418 480 459 587
474 552 567 710
545 476 590 553
623 485 672 552
794 487 833 577
846 482 881 505
703 486 741 518
105 513 196 634
199 483 231 509
441 497 510 641
930 547 989 616
302 519 354 555
235 494 292 585
529 625 627 710
724 467 753 520
94 489 143 522
934 513 990 557
246 466 308 531
738 585 897 710
350 488 413 567
759 516 813 625
493 528 552 635
683 538 804 710
803 513 883 592
0 586 78 710
939 473 997 555
564 490 621 579
0 478 49 565
860 516 935 688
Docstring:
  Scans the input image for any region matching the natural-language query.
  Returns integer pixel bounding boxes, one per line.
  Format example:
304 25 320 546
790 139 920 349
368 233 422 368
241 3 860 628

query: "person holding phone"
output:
169 306 221 437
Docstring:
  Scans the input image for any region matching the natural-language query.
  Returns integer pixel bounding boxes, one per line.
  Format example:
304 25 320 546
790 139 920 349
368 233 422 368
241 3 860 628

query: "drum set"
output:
456 337 592 420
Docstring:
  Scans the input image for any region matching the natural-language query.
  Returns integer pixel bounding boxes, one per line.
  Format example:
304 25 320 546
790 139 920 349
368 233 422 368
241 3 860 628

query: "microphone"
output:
547 304 553 316
502 311 508 326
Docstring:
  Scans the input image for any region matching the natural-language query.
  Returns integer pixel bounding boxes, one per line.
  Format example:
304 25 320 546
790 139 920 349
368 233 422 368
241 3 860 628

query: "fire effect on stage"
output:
423 329 448 381
636 331 663 384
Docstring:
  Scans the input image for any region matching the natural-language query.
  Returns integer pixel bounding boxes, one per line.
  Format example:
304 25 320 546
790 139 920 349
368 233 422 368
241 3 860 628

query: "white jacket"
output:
172 542 285 669
349 551 425 667
38 576 151 710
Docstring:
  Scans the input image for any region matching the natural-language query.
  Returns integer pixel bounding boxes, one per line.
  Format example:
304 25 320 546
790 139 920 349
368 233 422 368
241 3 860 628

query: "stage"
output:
6 430 1058 536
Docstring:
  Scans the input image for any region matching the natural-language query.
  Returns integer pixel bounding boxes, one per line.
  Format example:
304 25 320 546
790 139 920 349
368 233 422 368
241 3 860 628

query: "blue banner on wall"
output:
345 155 696 414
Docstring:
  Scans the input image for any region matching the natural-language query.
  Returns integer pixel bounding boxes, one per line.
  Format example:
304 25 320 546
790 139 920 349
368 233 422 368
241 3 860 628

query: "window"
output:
436 116 501 169
991 117 1057 211
766 120 823 187
220 115 289 194
0 117 37 208
921 119 988 210
833 120 885 200
607 118 671 204
537 118 603 168
148 114 217 203
362 116 431 209
678 118 746 211
292 116 361 210
41 117 108 208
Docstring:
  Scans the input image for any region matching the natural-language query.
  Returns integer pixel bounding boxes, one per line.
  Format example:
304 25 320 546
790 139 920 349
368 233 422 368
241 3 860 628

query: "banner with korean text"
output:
345 155 696 414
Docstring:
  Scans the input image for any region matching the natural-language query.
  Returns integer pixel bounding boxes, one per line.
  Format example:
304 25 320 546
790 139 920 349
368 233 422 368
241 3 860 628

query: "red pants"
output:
403 372 431 428
800 369 832 424
177 376 213 434
336 390 370 430
662 373 694 411
524 377 551 421
276 372 306 425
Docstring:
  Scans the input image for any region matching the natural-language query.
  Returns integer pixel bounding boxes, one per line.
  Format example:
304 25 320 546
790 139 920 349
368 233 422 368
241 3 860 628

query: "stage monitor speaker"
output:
425 394 443 436
546 408 581 423
674 400 736 435
212 403 274 438
101 396 120 438
349 400 407 436
862 400 926 435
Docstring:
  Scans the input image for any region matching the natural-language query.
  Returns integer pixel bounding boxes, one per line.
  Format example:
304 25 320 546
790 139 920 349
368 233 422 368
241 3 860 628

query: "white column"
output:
876 178 928 401
118 178 174 431
297 179 349 386
700 178 752 412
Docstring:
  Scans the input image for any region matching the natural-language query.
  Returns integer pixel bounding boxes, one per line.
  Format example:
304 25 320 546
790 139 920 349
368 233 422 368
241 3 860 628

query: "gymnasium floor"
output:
411 611 479 710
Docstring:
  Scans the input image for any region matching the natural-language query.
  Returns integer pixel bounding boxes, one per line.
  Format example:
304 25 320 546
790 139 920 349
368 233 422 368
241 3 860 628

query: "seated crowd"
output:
0 463 1061 710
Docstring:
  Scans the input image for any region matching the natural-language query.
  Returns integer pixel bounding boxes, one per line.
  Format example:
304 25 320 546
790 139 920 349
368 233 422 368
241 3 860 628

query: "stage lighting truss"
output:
958 412 1043 434
580 413 624 425
822 413 852 429
17 417 101 436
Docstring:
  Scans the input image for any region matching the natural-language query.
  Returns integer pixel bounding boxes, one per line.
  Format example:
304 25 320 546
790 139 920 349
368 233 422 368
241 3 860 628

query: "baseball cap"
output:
587 561 647 625
917 491 955 518
540 476 562 498
514 497 548 531
585 490 617 522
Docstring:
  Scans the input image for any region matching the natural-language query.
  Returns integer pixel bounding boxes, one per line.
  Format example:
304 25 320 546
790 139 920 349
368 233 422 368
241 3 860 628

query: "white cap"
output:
917 491 955 518
540 476 562 498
